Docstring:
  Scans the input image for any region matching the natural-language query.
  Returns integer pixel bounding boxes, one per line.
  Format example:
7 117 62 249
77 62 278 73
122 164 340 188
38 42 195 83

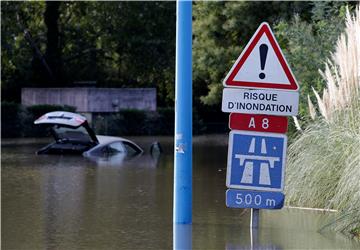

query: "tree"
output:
1 1 45 101
43 1 61 84
275 1 353 119
1 1 176 106
193 1 313 107
192 1 356 120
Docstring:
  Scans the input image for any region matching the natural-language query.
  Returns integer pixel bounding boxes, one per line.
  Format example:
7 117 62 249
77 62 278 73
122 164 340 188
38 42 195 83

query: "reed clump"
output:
286 6 360 236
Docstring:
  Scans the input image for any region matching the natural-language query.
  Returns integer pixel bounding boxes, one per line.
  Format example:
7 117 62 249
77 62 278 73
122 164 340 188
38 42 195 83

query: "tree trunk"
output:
44 1 62 84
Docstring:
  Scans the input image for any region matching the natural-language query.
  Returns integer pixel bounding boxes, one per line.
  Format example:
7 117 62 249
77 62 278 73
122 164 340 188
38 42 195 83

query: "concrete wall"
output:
22 88 156 112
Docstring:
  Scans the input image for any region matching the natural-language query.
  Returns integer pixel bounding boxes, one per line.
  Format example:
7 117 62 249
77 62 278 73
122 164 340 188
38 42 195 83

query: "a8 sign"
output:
229 113 288 133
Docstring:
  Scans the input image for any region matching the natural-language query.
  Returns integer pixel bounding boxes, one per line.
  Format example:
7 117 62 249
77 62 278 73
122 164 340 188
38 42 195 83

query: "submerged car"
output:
34 111 143 156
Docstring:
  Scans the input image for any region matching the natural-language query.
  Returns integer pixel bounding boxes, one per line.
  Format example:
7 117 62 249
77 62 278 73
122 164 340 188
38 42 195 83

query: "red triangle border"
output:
224 23 298 91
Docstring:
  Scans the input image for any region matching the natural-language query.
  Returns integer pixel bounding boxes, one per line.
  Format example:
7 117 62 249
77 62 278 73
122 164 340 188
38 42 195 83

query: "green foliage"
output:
115 109 147 135
194 104 228 134
93 108 175 136
1 2 176 106
92 108 209 136
350 227 360 238
286 5 360 235
92 111 144 136
286 99 360 235
1 103 76 137
2 1 355 137
275 2 350 119
193 2 355 131
191 2 316 136
1 104 221 138
145 107 175 135
193 1 312 106
1 1 46 102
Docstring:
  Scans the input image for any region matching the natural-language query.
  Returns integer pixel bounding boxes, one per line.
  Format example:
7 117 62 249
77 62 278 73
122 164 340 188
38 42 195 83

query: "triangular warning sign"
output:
223 22 299 91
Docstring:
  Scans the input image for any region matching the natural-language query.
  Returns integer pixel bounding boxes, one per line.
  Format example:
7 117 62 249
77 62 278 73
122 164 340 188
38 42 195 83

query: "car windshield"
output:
53 125 92 143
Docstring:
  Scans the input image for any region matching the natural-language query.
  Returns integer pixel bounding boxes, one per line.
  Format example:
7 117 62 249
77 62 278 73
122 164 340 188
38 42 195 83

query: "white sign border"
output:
226 130 287 192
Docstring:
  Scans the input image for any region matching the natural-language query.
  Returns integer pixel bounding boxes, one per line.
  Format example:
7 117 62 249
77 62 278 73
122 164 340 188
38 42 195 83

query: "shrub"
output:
92 110 147 136
93 108 175 136
1 102 24 138
153 107 174 135
286 6 360 235
116 109 147 135
275 2 349 120
92 107 227 136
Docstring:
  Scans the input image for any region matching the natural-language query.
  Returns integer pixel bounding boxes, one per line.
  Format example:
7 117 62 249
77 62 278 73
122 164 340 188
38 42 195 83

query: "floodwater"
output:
1 136 359 250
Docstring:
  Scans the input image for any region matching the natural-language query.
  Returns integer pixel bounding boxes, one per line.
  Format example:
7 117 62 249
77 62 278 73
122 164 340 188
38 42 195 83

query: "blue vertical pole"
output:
174 0 192 224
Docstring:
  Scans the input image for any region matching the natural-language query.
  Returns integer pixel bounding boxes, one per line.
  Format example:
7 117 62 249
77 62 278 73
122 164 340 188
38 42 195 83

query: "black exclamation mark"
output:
259 44 268 79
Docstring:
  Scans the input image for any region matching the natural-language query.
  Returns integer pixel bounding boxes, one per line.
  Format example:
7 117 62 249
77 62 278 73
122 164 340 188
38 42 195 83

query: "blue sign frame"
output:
226 130 287 191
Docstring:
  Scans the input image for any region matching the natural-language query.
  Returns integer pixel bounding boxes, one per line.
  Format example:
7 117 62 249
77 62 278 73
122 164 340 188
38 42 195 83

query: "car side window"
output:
122 141 140 155
107 142 125 154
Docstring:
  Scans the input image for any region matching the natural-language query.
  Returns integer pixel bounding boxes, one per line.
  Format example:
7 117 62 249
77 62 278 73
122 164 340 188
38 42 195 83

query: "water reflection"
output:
84 153 160 168
173 224 192 250
2 138 360 250
221 209 357 250
225 227 282 250
40 161 86 249
33 151 170 249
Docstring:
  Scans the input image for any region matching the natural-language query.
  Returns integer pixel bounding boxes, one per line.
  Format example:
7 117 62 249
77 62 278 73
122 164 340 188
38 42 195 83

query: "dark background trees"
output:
1 1 356 133
2 1 176 106
193 1 354 120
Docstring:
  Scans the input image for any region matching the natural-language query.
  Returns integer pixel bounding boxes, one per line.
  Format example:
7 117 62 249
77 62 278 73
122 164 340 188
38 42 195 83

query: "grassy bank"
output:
286 7 360 237
286 101 360 235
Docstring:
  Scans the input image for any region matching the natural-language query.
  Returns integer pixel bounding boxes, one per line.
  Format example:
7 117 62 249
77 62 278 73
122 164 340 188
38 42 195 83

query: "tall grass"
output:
286 6 360 235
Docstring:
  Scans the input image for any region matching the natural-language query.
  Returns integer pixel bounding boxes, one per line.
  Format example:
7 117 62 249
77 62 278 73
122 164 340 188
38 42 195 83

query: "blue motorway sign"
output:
226 189 284 209
226 130 287 191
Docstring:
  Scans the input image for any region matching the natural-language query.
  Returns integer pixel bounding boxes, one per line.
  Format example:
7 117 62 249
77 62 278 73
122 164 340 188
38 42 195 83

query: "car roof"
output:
95 135 143 153
96 135 131 144
34 111 87 127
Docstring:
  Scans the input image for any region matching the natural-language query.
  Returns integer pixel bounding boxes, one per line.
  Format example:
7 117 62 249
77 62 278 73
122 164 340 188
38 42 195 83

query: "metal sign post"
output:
250 208 260 228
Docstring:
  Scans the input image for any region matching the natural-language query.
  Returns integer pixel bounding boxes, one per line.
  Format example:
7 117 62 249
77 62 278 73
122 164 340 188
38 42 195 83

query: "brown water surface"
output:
1 136 359 249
